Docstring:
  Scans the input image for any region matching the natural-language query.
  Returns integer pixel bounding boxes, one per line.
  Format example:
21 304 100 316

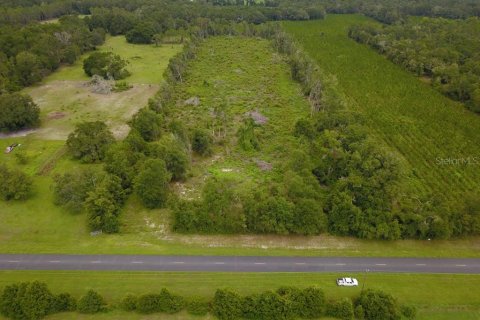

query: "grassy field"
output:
1 35 480 257
170 36 311 196
44 36 182 84
283 15 480 206
0 271 478 319
17 36 182 140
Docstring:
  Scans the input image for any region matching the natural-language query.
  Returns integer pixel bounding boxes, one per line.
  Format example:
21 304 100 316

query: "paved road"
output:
1 255 479 274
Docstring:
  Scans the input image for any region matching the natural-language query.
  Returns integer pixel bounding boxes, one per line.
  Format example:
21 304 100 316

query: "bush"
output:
77 290 106 314
83 51 130 80
0 93 40 132
0 281 56 320
104 142 145 190
401 305 417 320
53 293 77 312
66 121 114 163
213 289 243 320
52 169 99 213
277 286 325 318
326 298 354 320
129 108 163 142
355 289 401 320
186 297 210 316
243 291 293 320
0 165 33 201
157 288 185 314
134 159 171 209
121 294 138 311
136 294 162 314
135 289 184 314
149 136 189 181
192 129 213 156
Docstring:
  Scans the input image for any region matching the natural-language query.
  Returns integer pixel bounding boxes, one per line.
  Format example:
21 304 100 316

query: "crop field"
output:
0 271 478 320
1 35 479 258
20 36 182 140
283 15 480 206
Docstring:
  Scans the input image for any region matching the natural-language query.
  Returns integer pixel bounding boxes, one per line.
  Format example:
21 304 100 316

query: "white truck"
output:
336 277 359 286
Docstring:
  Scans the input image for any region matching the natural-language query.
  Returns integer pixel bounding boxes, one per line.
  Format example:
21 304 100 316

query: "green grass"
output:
283 15 480 205
1 144 479 257
170 36 311 194
16 36 182 140
44 36 183 84
0 271 478 319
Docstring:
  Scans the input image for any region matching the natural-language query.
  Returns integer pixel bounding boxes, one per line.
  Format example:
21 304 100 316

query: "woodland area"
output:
349 17 480 112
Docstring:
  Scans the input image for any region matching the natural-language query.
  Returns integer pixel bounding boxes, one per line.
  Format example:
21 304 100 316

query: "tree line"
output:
0 281 416 320
349 17 480 113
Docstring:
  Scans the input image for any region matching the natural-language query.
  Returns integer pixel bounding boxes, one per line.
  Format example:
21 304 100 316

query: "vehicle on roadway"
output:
336 277 359 286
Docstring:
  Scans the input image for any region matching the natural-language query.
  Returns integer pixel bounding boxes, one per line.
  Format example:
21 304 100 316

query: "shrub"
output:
0 165 33 201
136 294 161 314
0 92 40 132
121 294 138 311
104 142 145 190
278 286 325 318
213 289 243 320
52 169 100 213
53 293 77 312
355 289 401 320
326 298 354 320
157 288 185 314
66 121 114 163
77 290 106 314
401 305 417 320
191 129 213 156
129 108 163 142
149 136 189 181
0 281 56 320
243 291 293 320
186 297 210 316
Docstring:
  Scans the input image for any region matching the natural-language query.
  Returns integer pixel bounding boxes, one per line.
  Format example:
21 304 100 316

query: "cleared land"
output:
21 36 182 139
1 36 479 257
283 15 480 206
0 272 478 319
170 36 311 196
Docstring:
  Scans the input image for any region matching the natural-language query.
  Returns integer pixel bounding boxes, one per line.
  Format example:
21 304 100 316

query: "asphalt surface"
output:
1 255 479 273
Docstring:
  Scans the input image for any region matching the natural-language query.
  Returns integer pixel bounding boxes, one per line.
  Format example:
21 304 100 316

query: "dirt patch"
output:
25 80 159 140
254 159 272 171
245 109 268 125
0 129 37 139
47 112 66 120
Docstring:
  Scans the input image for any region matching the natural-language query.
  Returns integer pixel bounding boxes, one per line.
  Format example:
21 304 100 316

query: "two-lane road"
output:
1 255 480 273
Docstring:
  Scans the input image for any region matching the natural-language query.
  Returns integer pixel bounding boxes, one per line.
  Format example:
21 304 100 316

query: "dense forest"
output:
349 17 480 112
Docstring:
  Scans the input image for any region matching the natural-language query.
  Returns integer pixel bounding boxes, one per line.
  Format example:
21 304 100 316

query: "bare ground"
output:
25 80 159 140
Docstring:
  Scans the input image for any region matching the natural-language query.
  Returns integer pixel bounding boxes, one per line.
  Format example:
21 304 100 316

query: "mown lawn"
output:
0 272 478 320
283 15 480 206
